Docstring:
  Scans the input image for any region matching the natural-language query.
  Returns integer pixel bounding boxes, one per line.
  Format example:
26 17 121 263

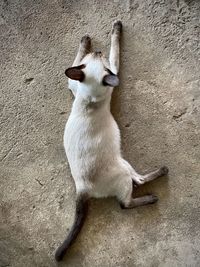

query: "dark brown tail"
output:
55 193 89 262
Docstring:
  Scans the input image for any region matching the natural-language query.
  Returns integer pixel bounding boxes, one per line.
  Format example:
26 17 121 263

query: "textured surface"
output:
0 0 200 266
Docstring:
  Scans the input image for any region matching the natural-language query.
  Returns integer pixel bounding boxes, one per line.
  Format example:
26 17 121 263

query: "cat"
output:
55 20 168 261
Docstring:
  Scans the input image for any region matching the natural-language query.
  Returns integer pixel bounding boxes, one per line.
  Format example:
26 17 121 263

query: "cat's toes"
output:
81 34 91 50
160 166 169 176
148 194 159 204
132 177 145 186
81 34 91 43
112 20 122 34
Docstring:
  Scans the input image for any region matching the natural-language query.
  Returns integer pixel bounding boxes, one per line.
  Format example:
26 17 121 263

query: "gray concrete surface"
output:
0 0 200 266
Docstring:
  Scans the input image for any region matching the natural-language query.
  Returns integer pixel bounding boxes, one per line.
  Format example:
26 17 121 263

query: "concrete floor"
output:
0 0 200 266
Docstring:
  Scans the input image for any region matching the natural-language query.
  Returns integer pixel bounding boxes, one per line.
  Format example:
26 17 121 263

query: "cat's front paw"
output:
159 166 169 176
112 20 122 34
81 34 91 50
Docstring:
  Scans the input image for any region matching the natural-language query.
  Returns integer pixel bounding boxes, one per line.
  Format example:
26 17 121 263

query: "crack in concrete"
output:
0 141 18 162
24 77 34 84
35 178 44 187
172 108 187 120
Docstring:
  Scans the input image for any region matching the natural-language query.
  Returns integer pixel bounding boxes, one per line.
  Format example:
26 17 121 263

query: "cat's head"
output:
65 51 119 102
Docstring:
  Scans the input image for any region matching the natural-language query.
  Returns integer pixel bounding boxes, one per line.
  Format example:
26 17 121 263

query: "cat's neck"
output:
71 92 111 115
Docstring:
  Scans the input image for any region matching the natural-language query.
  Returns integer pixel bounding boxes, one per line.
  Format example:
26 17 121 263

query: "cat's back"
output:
64 106 121 174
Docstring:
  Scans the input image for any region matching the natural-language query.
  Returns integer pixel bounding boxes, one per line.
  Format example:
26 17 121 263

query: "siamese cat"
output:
55 20 168 261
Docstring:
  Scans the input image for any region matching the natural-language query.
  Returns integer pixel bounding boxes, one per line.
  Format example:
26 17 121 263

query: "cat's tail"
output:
55 192 89 262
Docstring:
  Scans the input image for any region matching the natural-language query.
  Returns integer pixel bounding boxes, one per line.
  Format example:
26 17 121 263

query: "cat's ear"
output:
102 74 119 87
65 64 85 82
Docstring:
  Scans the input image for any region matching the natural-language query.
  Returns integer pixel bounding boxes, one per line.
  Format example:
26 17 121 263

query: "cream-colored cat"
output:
55 20 168 261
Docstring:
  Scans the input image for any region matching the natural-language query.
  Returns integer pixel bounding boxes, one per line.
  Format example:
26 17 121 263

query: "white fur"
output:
64 90 138 201
63 21 164 207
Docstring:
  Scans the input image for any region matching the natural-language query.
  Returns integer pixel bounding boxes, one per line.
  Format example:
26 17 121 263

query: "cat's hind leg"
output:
115 174 158 209
132 166 169 186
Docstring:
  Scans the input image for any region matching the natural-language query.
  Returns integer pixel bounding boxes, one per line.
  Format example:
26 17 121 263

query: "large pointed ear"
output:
65 64 85 82
102 74 119 87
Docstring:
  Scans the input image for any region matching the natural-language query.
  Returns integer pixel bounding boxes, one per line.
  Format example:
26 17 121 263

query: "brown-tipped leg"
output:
72 35 91 67
109 20 122 75
120 195 158 209
142 166 169 183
